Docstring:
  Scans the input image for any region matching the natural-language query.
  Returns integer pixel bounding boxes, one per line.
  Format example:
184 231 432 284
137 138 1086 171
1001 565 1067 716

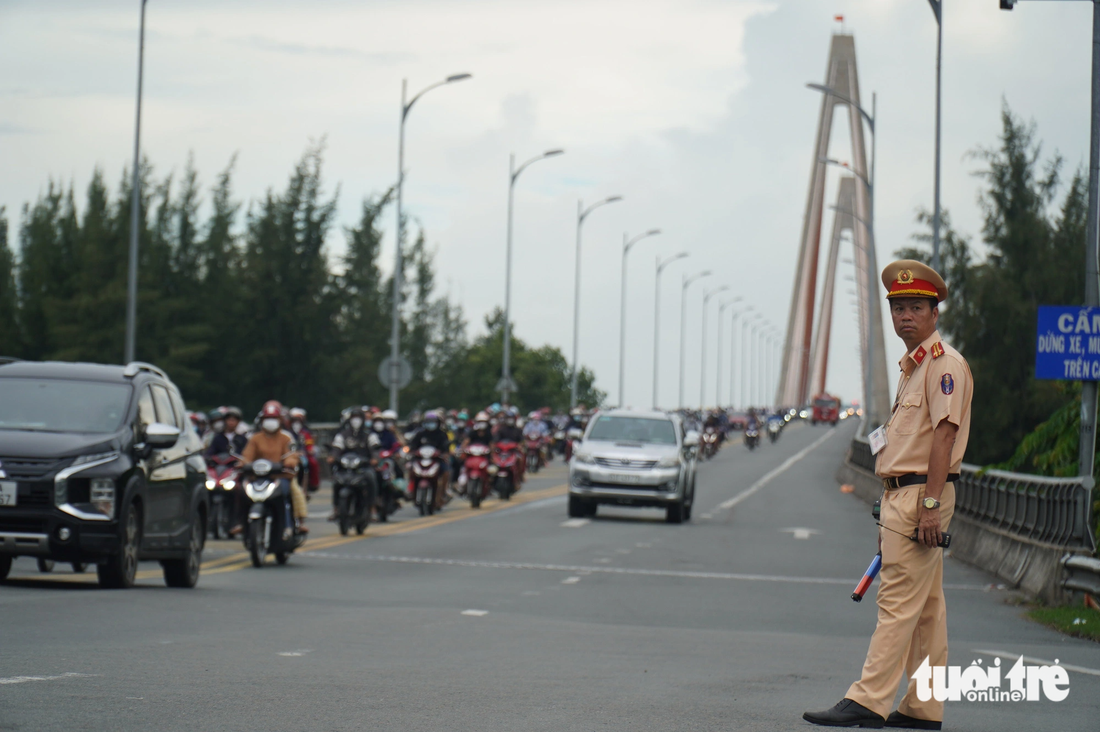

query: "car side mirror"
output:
683 431 700 448
145 422 180 450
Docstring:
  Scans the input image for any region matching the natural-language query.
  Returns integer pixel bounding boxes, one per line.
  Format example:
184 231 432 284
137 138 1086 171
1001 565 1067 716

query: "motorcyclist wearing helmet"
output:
492 408 526 485
288 407 321 494
237 400 307 535
204 407 235 458
328 407 380 520
409 410 451 509
222 406 249 454
460 413 493 449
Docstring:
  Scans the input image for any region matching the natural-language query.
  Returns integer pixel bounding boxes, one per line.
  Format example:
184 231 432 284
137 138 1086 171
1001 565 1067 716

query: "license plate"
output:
0 481 16 507
607 473 644 485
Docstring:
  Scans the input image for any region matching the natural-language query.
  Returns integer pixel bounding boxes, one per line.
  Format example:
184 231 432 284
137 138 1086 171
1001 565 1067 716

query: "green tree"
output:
0 206 21 355
897 104 1087 464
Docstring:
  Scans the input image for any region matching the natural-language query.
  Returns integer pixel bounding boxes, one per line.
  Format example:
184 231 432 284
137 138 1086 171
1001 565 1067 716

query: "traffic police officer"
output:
804 260 973 730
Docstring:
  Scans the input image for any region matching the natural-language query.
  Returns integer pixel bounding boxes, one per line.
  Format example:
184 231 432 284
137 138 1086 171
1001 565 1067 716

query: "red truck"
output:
811 393 841 426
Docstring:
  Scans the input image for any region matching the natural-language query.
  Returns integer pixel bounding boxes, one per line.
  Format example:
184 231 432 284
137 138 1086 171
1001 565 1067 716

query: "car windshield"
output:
815 399 839 409
587 416 677 445
0 378 132 433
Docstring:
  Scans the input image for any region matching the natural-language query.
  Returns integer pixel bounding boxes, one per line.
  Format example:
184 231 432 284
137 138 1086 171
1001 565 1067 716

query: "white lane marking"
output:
781 527 821 540
0 672 97 685
305 552 992 591
561 518 590 528
715 429 835 512
699 513 713 519
974 650 1100 678
522 590 540 596
594 558 612 564
635 542 652 548
277 649 313 657
562 576 581 584
461 609 489 616
615 549 631 554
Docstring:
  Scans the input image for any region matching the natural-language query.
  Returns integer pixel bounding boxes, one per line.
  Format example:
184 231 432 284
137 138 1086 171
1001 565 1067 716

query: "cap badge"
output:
897 269 914 284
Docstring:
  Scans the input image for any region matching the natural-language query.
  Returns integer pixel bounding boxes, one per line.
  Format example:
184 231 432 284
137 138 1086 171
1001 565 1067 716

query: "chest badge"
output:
941 373 954 395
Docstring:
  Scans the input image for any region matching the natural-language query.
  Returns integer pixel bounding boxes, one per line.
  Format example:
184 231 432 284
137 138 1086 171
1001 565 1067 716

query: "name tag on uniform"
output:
868 426 888 455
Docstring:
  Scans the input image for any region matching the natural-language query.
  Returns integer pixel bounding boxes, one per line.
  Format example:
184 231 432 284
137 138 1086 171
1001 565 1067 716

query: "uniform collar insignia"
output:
931 342 945 359
912 346 927 365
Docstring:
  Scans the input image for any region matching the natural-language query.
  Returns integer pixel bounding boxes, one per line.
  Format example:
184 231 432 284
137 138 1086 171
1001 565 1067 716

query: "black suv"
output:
0 360 207 588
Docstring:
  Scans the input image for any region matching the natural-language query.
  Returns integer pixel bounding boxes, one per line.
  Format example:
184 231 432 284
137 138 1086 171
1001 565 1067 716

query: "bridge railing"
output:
850 434 1095 551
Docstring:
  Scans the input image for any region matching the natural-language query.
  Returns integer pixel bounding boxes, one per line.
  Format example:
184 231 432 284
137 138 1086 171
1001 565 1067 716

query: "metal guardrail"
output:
1062 554 1100 596
850 435 1095 551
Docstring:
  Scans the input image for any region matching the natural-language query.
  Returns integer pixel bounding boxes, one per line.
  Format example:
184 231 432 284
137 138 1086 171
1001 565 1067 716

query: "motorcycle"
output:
701 427 719 460
205 453 239 539
409 445 444 516
491 441 521 500
241 458 305 567
744 427 760 451
332 452 375 536
553 429 568 457
767 420 782 444
460 443 493 508
564 427 583 462
525 437 543 474
374 446 403 522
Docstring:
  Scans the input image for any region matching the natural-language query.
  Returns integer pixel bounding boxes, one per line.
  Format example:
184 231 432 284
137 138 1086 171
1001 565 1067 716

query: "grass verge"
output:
1027 605 1100 643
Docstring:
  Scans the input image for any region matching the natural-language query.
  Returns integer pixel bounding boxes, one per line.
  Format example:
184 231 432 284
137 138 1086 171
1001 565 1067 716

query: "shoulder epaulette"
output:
930 342 945 359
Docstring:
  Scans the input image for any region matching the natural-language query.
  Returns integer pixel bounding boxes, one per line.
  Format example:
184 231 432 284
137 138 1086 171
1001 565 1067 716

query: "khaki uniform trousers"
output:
289 477 308 521
846 482 955 722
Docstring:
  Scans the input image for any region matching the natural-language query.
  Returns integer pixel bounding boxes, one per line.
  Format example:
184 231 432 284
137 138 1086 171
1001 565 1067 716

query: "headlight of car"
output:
656 456 679 468
573 452 596 465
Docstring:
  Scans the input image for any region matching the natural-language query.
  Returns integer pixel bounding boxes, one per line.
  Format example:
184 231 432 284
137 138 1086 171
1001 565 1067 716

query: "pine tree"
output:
0 206 21 355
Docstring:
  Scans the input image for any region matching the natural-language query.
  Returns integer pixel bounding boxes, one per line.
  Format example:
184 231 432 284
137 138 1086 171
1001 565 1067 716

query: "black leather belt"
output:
882 473 960 490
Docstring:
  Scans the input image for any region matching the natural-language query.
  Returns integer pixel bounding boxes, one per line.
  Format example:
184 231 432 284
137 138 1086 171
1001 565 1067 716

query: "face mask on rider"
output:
212 420 225 433
291 420 303 433
350 417 363 430
373 421 384 432
425 421 439 431
261 418 280 433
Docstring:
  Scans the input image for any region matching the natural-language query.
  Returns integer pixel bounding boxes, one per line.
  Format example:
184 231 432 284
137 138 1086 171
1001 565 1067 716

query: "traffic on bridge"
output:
3 2 1100 731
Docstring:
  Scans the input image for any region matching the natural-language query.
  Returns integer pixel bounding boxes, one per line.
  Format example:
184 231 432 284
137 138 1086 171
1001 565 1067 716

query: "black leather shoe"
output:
885 711 941 730
803 699 885 728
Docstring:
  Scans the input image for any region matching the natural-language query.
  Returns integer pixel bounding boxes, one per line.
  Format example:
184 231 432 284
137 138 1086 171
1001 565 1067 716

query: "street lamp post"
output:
717 298 743 406
730 307 742 409
500 149 564 406
571 195 624 408
740 307 754 408
124 0 148 364
679 271 712 409
618 229 661 406
928 0 943 273
390 72 472 412
653 252 689 409
699 286 729 408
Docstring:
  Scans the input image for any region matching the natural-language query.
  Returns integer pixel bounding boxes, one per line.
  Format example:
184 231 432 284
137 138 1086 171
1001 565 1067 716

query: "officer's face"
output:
890 297 938 345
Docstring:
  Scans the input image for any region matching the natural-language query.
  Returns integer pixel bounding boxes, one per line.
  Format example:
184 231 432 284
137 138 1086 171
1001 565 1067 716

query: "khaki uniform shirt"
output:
875 330 973 478
241 429 300 475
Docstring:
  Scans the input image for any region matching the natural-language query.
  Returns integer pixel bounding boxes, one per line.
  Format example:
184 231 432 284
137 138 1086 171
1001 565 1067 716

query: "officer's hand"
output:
918 508 942 548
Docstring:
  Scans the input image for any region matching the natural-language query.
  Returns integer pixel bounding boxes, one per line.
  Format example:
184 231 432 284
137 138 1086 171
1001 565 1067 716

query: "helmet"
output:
474 411 489 422
289 407 307 421
381 409 397 421
424 410 441 423
190 412 205 426
224 405 243 420
570 407 583 417
457 411 469 421
261 400 283 419
528 411 541 420
207 407 227 423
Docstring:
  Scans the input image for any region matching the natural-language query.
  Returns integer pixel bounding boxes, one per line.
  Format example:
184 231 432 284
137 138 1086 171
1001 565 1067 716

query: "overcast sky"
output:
1 0 1094 409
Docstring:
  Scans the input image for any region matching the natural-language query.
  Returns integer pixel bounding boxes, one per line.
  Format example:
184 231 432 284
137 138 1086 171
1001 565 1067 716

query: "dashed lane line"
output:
714 429 836 512
0 673 98 685
299 552 995 591
974 650 1100 678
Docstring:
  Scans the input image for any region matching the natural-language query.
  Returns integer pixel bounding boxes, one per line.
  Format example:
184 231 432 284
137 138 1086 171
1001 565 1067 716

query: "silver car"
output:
568 410 699 524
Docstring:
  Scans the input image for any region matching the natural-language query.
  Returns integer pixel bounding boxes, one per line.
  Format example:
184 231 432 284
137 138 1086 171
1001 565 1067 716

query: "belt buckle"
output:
882 477 898 490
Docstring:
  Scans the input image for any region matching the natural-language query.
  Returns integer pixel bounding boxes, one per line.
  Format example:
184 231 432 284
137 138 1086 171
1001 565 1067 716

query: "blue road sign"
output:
1035 306 1100 380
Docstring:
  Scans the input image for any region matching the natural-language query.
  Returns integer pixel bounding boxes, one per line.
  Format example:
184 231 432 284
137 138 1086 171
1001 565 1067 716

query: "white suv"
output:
568 410 698 524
